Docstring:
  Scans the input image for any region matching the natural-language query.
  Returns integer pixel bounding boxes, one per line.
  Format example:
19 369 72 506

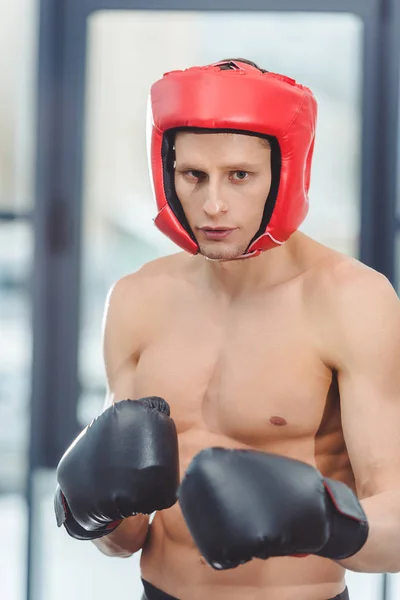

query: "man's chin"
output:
198 242 246 262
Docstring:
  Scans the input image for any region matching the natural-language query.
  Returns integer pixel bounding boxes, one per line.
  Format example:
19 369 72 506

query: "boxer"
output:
54 60 400 600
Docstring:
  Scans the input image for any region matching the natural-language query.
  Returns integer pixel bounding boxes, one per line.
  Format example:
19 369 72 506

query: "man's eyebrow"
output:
175 161 262 171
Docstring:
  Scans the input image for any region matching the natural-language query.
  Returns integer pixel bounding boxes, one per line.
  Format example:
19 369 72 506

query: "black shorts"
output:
141 578 350 599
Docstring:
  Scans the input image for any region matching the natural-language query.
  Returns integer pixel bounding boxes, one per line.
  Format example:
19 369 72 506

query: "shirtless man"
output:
54 60 400 600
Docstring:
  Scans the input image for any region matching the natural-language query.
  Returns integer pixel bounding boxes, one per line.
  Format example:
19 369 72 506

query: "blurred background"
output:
0 0 399 599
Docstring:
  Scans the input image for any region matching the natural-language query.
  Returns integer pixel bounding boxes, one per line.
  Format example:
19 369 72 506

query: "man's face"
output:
174 132 272 260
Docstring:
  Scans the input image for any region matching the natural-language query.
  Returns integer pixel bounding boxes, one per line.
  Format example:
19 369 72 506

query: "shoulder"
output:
104 251 193 338
107 251 190 307
292 232 392 304
103 252 190 370
302 248 400 365
305 250 396 312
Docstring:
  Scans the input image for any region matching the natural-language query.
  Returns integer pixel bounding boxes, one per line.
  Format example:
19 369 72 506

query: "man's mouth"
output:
199 227 237 240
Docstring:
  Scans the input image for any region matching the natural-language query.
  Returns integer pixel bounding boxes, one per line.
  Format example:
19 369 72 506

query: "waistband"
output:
141 579 349 600
141 579 179 599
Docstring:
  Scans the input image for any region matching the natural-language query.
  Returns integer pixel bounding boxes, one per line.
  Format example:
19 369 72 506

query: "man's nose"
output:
202 179 228 217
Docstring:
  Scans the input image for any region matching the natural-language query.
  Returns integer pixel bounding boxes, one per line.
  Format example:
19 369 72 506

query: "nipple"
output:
269 416 287 426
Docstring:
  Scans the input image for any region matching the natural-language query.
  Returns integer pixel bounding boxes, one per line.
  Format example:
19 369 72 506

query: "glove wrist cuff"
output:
54 485 122 541
318 478 369 559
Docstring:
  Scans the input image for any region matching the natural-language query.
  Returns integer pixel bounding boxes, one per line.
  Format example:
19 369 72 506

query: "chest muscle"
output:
134 298 333 447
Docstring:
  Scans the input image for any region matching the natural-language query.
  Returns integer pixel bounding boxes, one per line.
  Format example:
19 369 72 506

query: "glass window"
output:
0 222 32 597
0 221 32 492
0 1 36 213
0 0 36 598
389 573 400 600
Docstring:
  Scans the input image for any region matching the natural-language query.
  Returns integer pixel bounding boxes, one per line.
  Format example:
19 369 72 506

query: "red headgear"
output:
148 60 317 258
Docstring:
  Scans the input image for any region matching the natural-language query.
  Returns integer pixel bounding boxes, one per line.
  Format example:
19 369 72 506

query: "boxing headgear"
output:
148 60 317 258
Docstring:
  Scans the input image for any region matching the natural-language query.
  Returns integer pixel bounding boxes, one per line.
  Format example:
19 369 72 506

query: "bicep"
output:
339 367 400 497
334 273 400 497
102 277 143 409
103 362 137 409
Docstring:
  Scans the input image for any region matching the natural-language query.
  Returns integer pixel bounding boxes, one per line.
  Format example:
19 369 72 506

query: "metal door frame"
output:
29 0 400 598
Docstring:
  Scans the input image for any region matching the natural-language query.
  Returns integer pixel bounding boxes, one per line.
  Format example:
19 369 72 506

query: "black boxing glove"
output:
178 448 368 569
55 397 179 540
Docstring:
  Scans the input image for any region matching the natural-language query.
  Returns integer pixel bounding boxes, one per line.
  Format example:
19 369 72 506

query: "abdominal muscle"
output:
140 428 347 600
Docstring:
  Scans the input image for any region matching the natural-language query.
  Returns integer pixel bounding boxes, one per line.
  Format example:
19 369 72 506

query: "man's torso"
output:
118 234 362 599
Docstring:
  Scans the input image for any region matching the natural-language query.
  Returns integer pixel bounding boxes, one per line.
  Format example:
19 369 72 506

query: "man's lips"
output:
199 227 237 240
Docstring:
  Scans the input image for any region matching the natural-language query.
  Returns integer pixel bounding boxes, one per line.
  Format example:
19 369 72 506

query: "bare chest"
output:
134 296 334 448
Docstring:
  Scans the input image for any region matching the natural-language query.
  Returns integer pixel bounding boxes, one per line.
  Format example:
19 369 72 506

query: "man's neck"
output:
199 233 301 300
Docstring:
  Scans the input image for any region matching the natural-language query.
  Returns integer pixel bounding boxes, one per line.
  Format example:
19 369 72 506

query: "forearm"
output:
338 490 400 573
92 515 150 558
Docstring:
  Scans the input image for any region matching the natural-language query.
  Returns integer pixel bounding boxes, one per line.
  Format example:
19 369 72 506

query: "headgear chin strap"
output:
147 60 317 258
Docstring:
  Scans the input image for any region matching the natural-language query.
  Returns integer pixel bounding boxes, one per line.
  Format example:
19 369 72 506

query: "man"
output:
54 60 400 600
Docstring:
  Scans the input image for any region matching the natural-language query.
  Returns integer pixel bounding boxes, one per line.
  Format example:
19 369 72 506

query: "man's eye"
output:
185 170 204 180
231 171 249 181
